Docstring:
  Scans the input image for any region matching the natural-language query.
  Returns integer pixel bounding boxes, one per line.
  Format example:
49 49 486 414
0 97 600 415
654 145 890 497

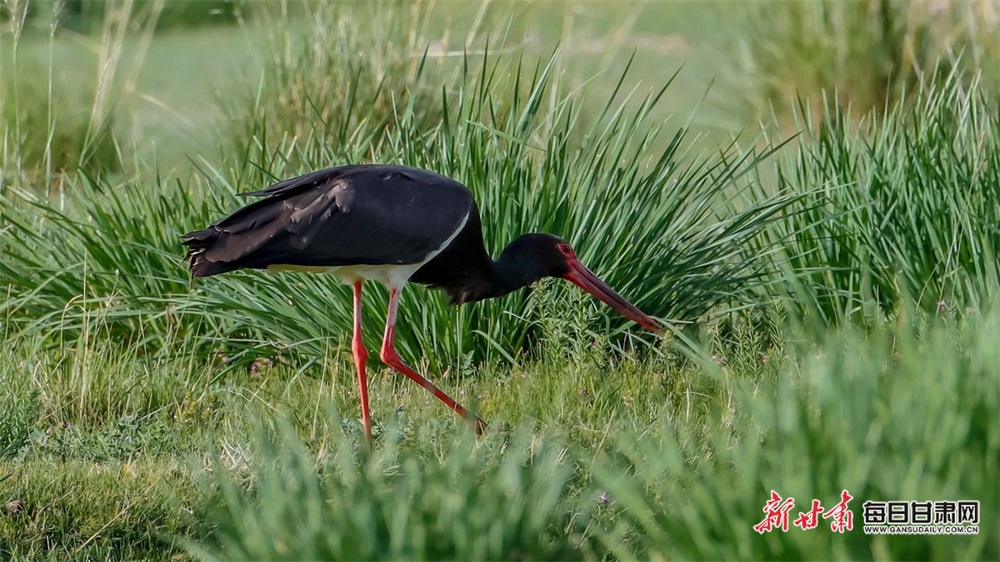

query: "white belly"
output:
267 262 424 287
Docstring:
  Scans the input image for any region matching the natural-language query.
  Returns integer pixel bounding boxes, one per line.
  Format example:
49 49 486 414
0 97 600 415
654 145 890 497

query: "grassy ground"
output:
2 307 996 560
1 1 998 560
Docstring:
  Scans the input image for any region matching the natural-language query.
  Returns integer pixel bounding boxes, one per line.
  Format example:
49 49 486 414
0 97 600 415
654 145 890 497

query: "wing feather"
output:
183 165 475 277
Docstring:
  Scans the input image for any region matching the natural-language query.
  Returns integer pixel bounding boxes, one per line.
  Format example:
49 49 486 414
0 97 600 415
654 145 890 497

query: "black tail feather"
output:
182 228 236 277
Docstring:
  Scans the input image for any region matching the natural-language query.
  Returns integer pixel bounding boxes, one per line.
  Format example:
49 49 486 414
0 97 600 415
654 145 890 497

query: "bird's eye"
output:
557 243 574 257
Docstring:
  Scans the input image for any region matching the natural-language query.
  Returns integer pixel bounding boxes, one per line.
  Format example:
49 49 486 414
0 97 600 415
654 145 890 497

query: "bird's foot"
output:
472 416 487 437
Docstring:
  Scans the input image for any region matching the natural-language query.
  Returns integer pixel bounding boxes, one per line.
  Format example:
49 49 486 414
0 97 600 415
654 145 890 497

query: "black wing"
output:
183 164 474 277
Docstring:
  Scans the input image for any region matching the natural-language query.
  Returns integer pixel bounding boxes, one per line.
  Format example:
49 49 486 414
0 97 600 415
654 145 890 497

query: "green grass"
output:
763 69 1000 324
1 48 807 370
0 458 205 559
1 1 997 560
2 306 995 560
731 0 1000 127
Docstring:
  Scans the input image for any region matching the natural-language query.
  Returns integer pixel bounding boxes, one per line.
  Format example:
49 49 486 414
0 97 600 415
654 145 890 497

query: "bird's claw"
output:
472 416 487 437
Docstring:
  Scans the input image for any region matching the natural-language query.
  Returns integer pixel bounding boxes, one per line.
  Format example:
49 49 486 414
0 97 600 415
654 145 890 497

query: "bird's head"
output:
499 233 663 334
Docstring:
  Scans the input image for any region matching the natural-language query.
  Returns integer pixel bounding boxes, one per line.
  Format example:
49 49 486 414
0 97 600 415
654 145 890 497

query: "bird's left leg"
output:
379 287 486 436
352 281 373 442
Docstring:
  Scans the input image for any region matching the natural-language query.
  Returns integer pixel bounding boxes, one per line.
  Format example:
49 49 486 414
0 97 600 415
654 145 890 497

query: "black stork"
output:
183 164 662 440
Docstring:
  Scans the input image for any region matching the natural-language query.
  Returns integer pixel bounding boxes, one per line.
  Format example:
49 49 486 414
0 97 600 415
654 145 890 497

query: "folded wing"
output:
183 165 474 277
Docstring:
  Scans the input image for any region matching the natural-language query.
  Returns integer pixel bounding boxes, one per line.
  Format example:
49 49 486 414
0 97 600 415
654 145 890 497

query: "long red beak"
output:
563 259 663 334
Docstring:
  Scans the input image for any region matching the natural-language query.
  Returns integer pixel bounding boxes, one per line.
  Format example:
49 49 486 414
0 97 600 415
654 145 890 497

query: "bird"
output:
182 163 662 440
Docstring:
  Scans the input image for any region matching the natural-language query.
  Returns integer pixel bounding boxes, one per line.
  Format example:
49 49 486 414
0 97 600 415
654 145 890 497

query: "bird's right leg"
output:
352 281 372 442
379 287 486 436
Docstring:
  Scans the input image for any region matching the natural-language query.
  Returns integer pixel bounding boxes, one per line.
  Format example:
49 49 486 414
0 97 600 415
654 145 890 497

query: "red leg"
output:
379 287 486 436
352 281 372 441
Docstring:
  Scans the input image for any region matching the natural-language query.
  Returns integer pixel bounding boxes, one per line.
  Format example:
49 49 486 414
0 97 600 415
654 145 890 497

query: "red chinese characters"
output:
756 490 854 533
754 491 796 533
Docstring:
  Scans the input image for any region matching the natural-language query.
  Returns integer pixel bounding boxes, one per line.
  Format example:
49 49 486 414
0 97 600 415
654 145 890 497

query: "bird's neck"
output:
457 243 544 304
488 253 541 298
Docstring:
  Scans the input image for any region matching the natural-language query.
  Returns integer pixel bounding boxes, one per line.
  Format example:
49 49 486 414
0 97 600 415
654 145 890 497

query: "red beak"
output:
562 259 663 334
